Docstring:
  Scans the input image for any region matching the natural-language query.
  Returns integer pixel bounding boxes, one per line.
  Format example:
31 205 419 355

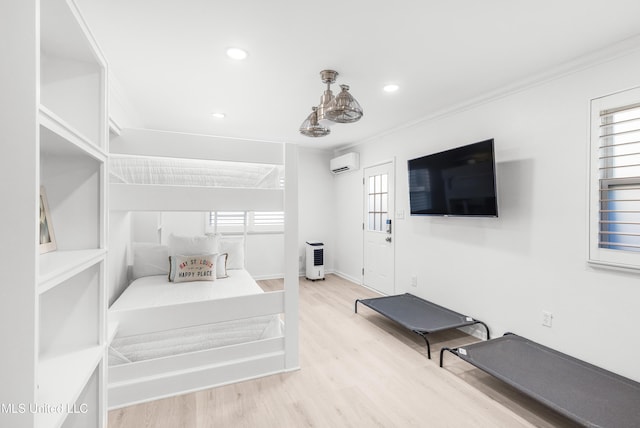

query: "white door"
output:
363 162 395 295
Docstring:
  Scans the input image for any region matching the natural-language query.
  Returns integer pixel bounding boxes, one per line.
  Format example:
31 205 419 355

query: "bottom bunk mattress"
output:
110 269 266 310
109 270 283 365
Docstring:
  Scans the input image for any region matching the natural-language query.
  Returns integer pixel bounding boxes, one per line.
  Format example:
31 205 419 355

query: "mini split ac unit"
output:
330 152 359 174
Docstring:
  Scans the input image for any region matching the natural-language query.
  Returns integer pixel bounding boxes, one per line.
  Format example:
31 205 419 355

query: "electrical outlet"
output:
410 275 417 287
542 311 553 328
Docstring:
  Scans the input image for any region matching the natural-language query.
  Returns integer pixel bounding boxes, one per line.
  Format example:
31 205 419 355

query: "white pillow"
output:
132 242 169 280
168 253 217 283
168 233 218 257
219 237 244 269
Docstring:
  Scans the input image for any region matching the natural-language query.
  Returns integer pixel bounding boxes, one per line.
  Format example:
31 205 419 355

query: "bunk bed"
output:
107 128 299 409
355 293 489 359
440 333 640 427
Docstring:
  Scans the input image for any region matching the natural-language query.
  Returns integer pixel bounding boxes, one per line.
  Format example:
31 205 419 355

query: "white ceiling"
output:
76 0 640 149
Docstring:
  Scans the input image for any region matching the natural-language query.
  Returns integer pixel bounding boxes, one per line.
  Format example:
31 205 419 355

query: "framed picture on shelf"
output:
39 186 57 254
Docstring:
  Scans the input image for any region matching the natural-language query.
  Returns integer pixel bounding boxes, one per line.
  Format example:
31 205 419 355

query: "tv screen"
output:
408 139 498 217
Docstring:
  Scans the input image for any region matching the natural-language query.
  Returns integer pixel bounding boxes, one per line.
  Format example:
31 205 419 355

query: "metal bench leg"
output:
476 321 490 340
440 347 458 368
415 331 431 359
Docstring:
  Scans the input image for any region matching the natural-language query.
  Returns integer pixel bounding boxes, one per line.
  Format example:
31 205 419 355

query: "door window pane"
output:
367 173 389 232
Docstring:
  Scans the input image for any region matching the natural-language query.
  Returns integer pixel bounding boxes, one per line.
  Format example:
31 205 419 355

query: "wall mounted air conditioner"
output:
330 152 359 174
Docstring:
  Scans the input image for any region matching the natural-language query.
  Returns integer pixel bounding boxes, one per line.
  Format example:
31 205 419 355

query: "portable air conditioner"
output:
330 152 359 174
305 241 325 281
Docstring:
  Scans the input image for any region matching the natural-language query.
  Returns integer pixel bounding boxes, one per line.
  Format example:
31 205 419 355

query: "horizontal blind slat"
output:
599 231 640 237
599 139 640 150
600 128 640 139
598 151 640 161
599 116 640 129
598 241 640 250
600 102 640 117
598 163 640 170
600 221 640 225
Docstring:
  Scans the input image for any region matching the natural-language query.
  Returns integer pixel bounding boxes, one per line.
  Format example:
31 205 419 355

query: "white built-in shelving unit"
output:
1 1 108 427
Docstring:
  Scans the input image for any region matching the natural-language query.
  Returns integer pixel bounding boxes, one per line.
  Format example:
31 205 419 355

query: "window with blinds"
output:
253 211 285 228
206 211 284 233
210 211 246 229
598 103 640 251
590 87 640 269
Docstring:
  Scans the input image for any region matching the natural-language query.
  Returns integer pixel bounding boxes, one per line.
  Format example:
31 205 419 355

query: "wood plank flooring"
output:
107 275 579 428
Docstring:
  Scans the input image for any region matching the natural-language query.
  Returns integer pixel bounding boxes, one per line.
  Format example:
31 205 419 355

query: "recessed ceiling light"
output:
226 47 248 60
211 112 226 119
383 84 399 93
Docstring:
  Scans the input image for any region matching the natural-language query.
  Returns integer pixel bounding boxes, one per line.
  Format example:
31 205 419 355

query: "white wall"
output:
298 147 336 274
332 47 640 382
108 71 144 130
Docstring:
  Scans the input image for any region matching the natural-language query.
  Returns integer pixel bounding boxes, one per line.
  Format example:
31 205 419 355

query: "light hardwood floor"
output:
107 275 578 428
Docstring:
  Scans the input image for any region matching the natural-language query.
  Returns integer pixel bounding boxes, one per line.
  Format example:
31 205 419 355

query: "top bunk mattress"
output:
110 269 263 311
110 155 284 189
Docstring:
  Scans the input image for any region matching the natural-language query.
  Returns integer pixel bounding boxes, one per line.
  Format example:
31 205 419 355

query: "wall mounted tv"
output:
408 139 498 217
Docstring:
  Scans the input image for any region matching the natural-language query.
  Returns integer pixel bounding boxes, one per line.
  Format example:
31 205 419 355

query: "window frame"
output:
588 86 640 270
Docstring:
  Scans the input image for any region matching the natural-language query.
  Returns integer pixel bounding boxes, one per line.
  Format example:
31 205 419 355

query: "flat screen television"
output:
408 139 498 217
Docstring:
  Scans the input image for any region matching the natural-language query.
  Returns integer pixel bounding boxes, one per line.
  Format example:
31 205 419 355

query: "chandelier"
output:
299 70 363 137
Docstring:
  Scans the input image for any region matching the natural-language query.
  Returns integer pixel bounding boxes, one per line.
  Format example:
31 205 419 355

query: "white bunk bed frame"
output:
108 128 299 409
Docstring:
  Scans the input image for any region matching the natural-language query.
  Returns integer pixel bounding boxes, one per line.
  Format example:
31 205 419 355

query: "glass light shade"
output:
325 84 363 123
300 107 330 137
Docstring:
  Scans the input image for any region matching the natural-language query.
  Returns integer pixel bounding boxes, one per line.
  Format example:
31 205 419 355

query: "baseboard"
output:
254 270 360 285
254 269 340 281
252 273 285 281
331 270 362 286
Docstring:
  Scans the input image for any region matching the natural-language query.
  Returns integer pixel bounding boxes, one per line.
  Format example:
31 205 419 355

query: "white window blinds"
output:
598 103 640 252
208 211 246 233
589 87 640 270
253 211 285 228
207 211 284 234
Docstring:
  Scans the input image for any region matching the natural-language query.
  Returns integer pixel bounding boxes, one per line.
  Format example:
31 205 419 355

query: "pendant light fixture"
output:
299 69 363 137
299 106 330 137
325 85 363 123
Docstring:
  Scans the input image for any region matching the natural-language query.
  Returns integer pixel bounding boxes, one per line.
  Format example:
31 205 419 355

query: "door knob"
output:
385 236 392 242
